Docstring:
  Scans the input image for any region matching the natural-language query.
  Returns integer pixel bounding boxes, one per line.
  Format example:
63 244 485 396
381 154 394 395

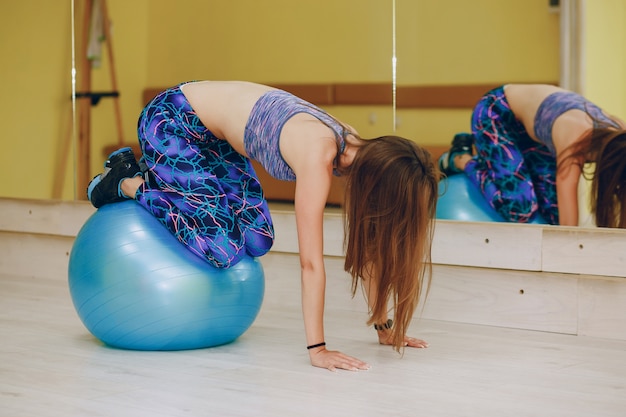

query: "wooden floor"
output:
2 252 626 417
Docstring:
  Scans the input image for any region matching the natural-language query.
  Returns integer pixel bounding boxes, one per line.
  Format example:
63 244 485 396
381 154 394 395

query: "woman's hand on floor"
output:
378 333 429 348
309 348 370 372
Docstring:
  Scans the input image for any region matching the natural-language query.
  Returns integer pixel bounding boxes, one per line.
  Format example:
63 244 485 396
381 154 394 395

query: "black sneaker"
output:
438 133 474 176
87 147 142 208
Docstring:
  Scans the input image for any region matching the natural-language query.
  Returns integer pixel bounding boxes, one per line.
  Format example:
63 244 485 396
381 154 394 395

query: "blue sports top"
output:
533 91 615 156
243 90 347 181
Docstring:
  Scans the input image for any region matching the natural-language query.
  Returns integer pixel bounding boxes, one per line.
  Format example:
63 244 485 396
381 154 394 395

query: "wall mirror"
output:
64 0 624 236
70 0 556 189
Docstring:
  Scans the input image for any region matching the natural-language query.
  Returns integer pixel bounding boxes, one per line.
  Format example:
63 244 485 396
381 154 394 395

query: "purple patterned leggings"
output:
466 86 559 224
134 85 274 268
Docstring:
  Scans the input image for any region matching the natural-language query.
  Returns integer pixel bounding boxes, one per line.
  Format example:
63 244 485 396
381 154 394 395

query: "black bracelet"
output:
306 342 326 350
374 319 393 331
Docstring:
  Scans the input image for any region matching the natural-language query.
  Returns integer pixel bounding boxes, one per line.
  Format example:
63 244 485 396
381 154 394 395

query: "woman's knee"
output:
199 236 248 269
493 194 538 223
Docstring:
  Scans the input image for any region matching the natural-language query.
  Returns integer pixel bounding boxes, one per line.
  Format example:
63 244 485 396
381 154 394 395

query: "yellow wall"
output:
0 0 148 201
0 0 74 200
583 0 626 117
5 0 619 202
395 0 560 143
144 0 392 85
397 0 560 85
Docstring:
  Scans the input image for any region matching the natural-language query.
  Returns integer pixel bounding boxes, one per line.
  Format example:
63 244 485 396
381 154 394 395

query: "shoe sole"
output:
87 174 102 201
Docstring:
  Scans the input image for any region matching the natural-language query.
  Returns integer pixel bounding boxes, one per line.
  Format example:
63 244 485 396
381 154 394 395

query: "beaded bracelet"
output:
306 342 326 350
374 319 393 331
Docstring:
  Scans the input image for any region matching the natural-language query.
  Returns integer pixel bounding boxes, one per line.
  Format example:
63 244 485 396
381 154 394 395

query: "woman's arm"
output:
556 161 582 226
293 168 329 353
293 169 370 371
552 114 592 226
287 131 370 371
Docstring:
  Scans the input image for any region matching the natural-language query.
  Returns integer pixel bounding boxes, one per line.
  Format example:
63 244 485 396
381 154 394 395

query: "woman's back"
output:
181 81 276 154
504 84 567 140
505 84 596 154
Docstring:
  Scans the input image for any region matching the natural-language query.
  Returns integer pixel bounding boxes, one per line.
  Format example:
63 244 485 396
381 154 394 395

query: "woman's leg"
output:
135 86 274 268
517 139 559 224
464 87 539 223
196 137 275 258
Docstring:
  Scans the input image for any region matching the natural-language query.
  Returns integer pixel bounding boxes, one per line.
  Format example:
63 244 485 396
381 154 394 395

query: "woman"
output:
439 84 626 227
88 80 439 371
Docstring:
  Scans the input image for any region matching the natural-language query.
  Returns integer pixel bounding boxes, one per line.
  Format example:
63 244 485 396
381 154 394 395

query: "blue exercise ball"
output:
436 175 547 224
68 201 265 351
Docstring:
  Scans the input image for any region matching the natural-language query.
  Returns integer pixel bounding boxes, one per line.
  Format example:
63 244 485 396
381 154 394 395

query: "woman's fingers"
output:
405 337 429 348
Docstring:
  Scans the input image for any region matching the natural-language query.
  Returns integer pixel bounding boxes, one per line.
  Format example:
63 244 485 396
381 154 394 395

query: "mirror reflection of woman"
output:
87 80 440 371
439 84 626 228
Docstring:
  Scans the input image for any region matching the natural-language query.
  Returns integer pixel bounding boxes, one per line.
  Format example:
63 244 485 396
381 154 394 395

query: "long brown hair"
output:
342 136 439 352
559 115 626 228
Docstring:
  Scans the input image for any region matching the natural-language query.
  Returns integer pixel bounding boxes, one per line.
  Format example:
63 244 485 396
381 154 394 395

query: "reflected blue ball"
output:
436 175 547 224
68 201 264 351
